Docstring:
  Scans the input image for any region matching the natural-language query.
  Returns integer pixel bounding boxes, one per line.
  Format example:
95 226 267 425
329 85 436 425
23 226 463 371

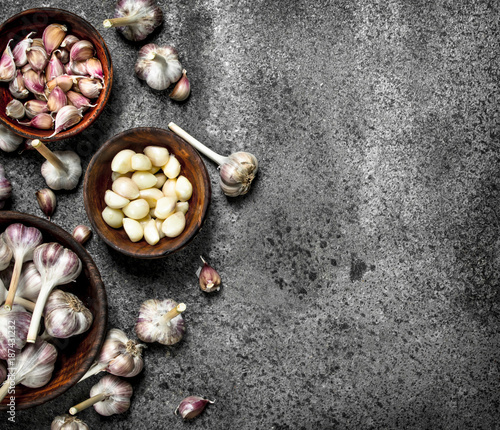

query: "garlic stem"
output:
69 392 109 415
0 379 12 403
162 303 186 323
168 123 228 166
32 140 68 173
26 286 52 343
78 362 108 382
103 14 145 28
4 258 23 310
12 296 36 312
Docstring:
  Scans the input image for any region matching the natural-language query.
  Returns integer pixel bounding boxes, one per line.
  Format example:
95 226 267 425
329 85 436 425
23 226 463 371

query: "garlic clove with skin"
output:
70 40 95 63
51 414 90 430
49 105 84 138
13 32 35 67
103 0 163 42
9 70 29 99
24 99 49 119
0 40 16 82
198 256 222 293
135 299 186 345
6 99 26 119
175 396 215 420
72 225 92 244
43 24 68 56
135 44 182 91
169 69 190 102
36 188 57 219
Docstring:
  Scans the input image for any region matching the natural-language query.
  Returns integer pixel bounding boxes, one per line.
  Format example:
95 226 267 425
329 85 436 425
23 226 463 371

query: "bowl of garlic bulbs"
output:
83 127 212 258
0 210 107 410
0 8 112 141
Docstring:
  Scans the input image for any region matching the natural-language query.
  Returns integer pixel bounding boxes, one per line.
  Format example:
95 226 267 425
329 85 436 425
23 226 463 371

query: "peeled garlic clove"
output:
36 188 57 219
122 218 143 242
45 52 65 81
43 24 68 55
135 44 182 91
102 206 124 228
169 69 190 102
154 196 177 219
86 57 103 81
175 175 193 201
175 396 214 420
199 256 221 293
161 178 176 196
144 145 169 167
67 90 96 111
154 172 167 189
122 199 150 220
0 124 23 153
13 32 35 67
23 69 46 95
104 189 130 209
176 201 189 215
131 171 157 189
163 154 181 179
24 99 49 119
78 78 102 99
131 153 152 171
111 149 135 174
49 105 83 138
47 86 68 113
9 70 29 99
26 45 49 72
137 214 152 226
143 219 160 245
0 40 16 82
155 219 166 239
6 99 26 119
72 225 92 244
18 113 54 130
162 211 185 238
70 40 94 63
111 171 132 181
112 177 140 199
139 187 164 208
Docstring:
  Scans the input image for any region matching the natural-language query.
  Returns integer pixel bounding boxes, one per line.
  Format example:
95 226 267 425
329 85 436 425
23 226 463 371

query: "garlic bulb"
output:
199 256 222 292
175 396 215 420
32 140 82 190
135 299 186 345
103 0 163 41
0 304 31 360
1 261 41 303
0 165 12 209
0 123 23 152
43 289 93 338
80 328 145 381
0 339 57 402
0 234 13 270
51 414 90 430
27 242 83 343
0 276 35 312
3 223 43 310
135 44 182 91
168 123 259 197
0 40 16 82
70 374 133 416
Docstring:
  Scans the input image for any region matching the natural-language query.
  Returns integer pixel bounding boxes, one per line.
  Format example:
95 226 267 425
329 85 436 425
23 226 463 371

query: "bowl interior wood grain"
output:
84 127 211 259
0 8 113 141
0 211 107 410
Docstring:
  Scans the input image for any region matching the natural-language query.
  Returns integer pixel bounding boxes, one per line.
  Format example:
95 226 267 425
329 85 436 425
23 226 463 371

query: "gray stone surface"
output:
1 0 500 428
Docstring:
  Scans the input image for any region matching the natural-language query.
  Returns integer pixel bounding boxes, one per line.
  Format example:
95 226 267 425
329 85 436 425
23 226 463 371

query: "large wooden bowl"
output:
0 8 113 141
83 127 212 259
0 211 107 410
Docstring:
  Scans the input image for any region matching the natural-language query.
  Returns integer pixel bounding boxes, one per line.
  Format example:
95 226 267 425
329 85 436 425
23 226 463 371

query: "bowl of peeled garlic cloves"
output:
0 8 113 141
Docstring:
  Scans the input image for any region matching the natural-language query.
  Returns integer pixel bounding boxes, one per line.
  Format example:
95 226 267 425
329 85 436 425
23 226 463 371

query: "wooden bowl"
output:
0 211 107 410
0 8 113 141
83 127 212 259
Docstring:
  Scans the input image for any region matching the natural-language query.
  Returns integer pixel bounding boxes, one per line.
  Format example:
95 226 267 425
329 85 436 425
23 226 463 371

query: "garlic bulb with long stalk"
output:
1 261 42 302
43 289 93 338
0 304 31 359
0 123 23 152
51 414 90 430
0 165 12 209
168 122 259 197
70 374 133 416
3 223 43 310
0 234 13 270
135 44 182 91
79 328 145 381
26 242 82 343
31 139 82 190
135 299 186 345
0 339 57 402
103 0 163 41
0 277 36 312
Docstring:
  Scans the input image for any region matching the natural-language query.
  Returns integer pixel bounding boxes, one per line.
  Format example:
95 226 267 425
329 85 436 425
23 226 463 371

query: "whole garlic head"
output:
51 414 90 430
135 44 182 91
219 152 259 197
0 304 31 360
89 375 133 416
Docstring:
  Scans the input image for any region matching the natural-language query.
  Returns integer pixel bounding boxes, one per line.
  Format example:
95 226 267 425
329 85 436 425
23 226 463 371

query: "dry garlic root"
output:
102 146 192 244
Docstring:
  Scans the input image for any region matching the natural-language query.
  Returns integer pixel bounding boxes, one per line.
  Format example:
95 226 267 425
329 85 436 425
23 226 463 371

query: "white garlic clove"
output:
122 218 143 242
143 219 160 245
111 149 135 174
131 153 152 171
154 196 177 219
122 199 150 220
78 77 102 99
154 172 167 189
175 201 189 215
104 190 130 209
137 215 152 226
175 175 193 202
149 165 161 174
162 154 181 179
144 145 169 167
26 45 49 72
9 70 29 99
161 178 177 197
24 99 49 119
70 40 94 63
161 211 186 238
13 32 35 68
131 171 157 190
139 187 164 208
155 219 166 239
111 171 132 181
102 206 124 228
112 177 140 199
61 35 79 50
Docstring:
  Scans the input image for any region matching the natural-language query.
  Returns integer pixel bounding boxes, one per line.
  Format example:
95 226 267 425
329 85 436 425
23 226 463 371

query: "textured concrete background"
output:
1 0 500 429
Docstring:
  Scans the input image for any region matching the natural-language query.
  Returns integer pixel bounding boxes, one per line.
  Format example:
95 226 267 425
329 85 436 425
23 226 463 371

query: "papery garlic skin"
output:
6 99 26 119
135 299 186 345
0 304 31 360
51 414 90 430
169 69 190 101
135 44 182 91
0 261 42 302
36 188 57 218
0 40 16 82
90 374 133 416
13 32 35 67
44 289 93 338
175 396 215 420
0 234 13 270
219 152 259 197
72 225 92 244
0 123 23 152
104 0 163 42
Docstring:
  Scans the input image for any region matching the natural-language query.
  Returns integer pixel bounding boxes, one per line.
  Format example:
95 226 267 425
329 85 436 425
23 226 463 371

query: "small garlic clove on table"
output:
175 396 215 420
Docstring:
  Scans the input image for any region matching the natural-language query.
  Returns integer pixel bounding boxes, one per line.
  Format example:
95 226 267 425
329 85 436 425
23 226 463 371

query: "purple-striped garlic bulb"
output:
0 304 31 360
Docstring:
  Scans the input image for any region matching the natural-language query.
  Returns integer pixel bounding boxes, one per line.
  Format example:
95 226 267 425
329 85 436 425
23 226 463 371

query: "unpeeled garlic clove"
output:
78 78 102 99
13 32 35 67
86 57 103 81
69 59 88 76
175 396 215 420
66 90 96 111
198 256 221 293
60 34 79 50
45 52 65 81
18 113 54 130
6 99 26 119
47 86 68 113
23 69 46 95
169 69 190 101
70 40 94 63
9 70 29 99
36 188 57 219
49 105 83 138
72 225 92 244
47 74 78 92
54 48 70 64
26 45 49 72
43 24 68 56
0 40 16 82
24 99 49 119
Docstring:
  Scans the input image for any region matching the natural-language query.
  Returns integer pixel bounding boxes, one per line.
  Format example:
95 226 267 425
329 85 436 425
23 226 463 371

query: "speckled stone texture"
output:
1 0 500 429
